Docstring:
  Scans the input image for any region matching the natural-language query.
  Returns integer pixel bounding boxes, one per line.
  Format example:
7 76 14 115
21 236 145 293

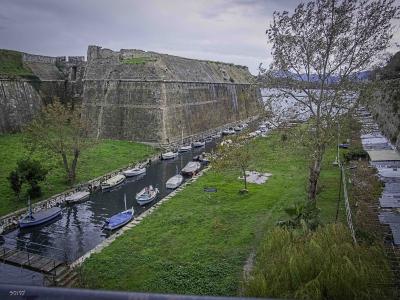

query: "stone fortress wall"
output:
82 46 261 144
366 79 400 149
1 46 261 142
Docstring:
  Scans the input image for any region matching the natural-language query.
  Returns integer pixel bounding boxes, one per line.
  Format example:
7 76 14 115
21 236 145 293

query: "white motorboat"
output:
123 167 146 177
161 151 178 160
234 125 243 131
204 137 213 143
222 128 235 135
136 185 159 206
211 133 221 139
181 161 201 176
65 191 90 204
101 174 126 191
166 174 184 189
192 141 205 148
178 145 192 152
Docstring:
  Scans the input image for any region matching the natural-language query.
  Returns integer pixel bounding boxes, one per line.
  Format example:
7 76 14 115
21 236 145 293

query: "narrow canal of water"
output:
1 141 218 265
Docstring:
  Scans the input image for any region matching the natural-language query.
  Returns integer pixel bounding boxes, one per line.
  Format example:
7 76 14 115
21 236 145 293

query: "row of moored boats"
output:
16 123 247 230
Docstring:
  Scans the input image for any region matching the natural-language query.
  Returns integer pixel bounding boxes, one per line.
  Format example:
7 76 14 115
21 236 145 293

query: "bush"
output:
244 224 394 300
9 158 48 199
343 147 369 162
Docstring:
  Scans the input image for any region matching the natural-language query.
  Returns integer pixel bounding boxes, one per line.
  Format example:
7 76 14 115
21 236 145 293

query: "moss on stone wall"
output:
0 49 34 77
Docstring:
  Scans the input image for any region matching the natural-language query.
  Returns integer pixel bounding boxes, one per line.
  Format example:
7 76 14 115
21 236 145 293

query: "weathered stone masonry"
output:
1 46 261 142
81 46 261 144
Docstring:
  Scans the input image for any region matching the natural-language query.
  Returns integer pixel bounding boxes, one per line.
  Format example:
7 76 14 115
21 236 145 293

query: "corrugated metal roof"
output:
367 150 400 161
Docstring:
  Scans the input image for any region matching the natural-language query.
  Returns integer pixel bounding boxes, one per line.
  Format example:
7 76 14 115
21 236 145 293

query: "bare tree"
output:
212 135 252 192
264 0 398 204
25 98 92 184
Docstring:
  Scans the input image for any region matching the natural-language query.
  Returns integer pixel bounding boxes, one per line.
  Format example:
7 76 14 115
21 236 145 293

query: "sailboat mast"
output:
28 196 32 219
124 193 127 210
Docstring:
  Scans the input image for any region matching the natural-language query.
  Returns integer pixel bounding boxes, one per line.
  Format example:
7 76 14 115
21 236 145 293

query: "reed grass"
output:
243 224 393 300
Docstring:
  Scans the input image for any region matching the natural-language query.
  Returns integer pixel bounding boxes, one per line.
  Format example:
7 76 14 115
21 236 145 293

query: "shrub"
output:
11 158 48 199
244 224 394 300
343 147 369 162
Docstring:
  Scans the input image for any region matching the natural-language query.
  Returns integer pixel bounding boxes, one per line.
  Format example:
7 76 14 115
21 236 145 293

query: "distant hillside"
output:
0 49 34 77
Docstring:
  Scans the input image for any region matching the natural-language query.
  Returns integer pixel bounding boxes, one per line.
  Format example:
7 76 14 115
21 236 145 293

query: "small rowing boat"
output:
65 191 90 204
101 174 126 191
136 185 159 206
123 167 146 177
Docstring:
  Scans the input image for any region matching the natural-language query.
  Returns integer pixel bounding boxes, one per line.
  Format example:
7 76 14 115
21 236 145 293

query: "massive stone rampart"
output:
0 79 42 133
82 46 261 143
0 50 86 133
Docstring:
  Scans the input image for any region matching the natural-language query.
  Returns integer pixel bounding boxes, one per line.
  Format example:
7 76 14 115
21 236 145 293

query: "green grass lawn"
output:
0 133 156 216
80 129 342 295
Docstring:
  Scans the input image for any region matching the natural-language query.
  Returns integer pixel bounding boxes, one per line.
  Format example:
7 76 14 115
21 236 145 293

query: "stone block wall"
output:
0 79 43 133
367 79 400 149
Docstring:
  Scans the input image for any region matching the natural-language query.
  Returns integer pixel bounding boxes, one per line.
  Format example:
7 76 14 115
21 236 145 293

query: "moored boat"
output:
65 191 90 204
104 194 134 230
101 174 126 191
181 161 201 176
19 198 62 228
222 128 235 135
161 151 179 160
123 167 146 177
211 133 221 139
166 174 184 189
178 145 192 152
192 141 205 148
136 185 159 206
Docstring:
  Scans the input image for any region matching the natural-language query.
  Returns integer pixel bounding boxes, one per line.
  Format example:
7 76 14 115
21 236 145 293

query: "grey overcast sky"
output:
1 0 399 74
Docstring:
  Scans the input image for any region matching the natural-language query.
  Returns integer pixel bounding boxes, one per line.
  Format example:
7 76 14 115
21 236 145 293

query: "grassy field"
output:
0 133 156 216
0 49 34 77
79 129 343 295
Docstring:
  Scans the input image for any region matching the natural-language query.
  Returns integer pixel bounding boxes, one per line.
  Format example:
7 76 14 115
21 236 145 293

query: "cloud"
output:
1 0 399 74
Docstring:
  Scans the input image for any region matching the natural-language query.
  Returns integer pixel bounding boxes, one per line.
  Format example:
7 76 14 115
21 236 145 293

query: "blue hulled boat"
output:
19 197 62 228
104 194 134 230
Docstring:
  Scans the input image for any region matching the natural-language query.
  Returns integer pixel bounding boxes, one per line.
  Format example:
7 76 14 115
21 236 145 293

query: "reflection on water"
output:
2 141 217 263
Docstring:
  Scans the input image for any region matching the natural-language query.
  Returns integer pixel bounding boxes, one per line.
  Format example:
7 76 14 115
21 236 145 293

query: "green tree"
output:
10 158 48 199
264 0 398 204
7 170 22 200
24 98 91 184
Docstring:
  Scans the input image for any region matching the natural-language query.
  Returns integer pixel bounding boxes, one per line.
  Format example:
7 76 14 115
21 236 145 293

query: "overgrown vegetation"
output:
0 49 34 77
243 224 393 300
0 133 156 216
122 56 157 65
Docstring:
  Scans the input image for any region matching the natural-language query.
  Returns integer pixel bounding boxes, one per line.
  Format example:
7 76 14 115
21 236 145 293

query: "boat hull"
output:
101 175 126 191
166 175 184 189
136 188 159 206
123 168 146 177
104 209 134 230
19 207 62 228
161 152 178 160
65 191 90 204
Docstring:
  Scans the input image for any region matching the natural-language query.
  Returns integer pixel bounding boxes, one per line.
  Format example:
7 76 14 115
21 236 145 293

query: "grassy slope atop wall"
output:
0 49 34 77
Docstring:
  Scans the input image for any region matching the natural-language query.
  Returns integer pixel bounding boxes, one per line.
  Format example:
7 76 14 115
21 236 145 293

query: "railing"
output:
0 284 279 300
339 162 357 244
0 235 69 263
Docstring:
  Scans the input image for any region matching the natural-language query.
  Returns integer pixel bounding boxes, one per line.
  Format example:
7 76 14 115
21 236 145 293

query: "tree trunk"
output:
243 167 247 190
307 145 325 205
61 152 71 182
69 149 80 184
